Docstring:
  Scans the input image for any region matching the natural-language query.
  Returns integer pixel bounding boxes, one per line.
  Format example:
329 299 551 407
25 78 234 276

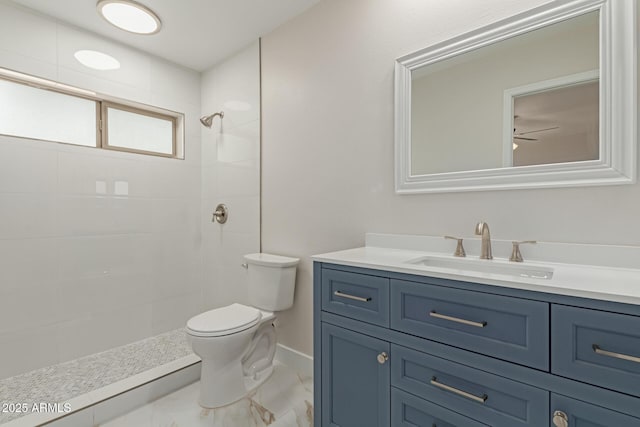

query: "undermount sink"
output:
406 255 554 280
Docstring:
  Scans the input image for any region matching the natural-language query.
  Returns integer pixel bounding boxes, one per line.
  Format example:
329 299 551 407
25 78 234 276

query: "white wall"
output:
261 0 640 356
0 1 202 378
200 42 261 311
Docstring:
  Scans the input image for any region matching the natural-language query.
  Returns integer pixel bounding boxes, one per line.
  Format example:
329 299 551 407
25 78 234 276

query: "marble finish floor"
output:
0 329 192 424
101 363 313 427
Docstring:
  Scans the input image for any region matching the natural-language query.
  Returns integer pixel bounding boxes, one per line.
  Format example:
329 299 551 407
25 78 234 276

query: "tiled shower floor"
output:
0 329 193 424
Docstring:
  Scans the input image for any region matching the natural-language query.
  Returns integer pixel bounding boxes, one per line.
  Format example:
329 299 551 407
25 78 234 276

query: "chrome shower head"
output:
200 111 224 128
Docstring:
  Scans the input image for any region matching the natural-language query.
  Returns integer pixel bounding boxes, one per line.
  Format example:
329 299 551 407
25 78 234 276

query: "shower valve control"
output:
212 204 228 224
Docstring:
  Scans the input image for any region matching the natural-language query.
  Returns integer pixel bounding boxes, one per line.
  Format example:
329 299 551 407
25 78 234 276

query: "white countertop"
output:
312 234 640 306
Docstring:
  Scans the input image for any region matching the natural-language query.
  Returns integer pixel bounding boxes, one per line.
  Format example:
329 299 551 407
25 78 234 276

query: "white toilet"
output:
186 253 299 408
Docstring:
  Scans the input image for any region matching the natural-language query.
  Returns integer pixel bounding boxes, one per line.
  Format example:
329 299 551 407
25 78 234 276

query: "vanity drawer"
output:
551 394 640 427
390 279 549 370
391 344 549 427
552 304 640 398
321 268 390 327
392 387 488 427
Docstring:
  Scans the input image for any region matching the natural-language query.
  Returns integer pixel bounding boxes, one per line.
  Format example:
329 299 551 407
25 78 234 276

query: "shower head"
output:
200 111 224 128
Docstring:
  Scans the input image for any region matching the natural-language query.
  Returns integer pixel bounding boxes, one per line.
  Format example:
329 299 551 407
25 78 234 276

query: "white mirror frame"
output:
394 0 636 194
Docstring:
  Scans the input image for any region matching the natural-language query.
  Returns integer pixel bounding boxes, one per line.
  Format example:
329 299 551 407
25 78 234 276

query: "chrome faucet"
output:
475 222 493 260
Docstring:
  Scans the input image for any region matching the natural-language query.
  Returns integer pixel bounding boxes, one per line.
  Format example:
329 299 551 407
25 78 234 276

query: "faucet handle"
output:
444 236 466 257
510 240 536 262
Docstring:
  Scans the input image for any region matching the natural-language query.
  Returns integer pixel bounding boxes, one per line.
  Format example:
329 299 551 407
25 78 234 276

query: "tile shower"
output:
0 2 266 425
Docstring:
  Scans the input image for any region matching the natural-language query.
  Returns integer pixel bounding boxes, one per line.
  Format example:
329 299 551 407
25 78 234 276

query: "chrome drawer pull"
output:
334 291 371 302
429 311 487 328
430 376 488 403
592 344 640 364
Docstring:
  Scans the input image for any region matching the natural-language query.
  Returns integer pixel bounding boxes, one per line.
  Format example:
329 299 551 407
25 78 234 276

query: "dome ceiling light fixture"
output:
97 0 162 35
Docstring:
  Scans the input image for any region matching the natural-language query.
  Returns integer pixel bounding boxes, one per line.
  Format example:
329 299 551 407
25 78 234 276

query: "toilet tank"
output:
244 253 299 311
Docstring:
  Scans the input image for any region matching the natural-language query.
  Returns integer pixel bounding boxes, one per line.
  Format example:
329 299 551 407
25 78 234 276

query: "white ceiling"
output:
9 0 319 71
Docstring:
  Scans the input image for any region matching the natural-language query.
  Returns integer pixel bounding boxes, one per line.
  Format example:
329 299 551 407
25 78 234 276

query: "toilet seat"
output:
187 303 262 337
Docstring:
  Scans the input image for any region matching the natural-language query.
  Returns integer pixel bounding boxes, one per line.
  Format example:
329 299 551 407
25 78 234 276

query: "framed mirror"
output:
395 0 636 193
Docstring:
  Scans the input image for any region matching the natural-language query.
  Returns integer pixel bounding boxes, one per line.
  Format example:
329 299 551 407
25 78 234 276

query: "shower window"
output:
102 103 176 157
0 79 98 147
0 70 182 158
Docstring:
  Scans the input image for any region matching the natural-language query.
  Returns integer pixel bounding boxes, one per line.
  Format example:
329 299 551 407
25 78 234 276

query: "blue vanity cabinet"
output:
321 323 390 427
314 262 640 427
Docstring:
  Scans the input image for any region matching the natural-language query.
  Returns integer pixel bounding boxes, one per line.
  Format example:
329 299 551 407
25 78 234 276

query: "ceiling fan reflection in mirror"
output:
513 115 560 145
513 126 560 141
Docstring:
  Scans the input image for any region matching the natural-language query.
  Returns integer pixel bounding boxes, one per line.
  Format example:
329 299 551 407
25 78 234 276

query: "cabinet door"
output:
551 394 640 427
321 323 390 427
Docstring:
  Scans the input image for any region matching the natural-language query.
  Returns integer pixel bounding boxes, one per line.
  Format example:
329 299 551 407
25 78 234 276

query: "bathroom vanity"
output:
312 235 640 427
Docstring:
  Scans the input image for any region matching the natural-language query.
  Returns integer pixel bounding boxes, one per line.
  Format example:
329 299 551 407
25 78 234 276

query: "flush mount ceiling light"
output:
97 0 161 35
74 50 121 70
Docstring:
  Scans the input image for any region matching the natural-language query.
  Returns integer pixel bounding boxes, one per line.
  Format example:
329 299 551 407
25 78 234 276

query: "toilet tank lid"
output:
244 253 299 267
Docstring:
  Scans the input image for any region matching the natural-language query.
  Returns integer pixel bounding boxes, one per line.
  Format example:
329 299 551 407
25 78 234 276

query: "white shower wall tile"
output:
0 325 60 379
149 59 201 110
55 274 155 326
151 292 203 334
217 162 260 197
201 165 219 199
0 47 58 82
0 142 58 194
218 231 261 269
105 156 156 198
148 162 201 199
57 151 111 196
152 261 202 301
0 238 58 292
219 196 260 235
57 235 154 280
55 196 154 237
0 3 57 64
0 194 58 239
206 42 261 129
150 232 201 272
216 263 251 306
0 283 59 334
150 198 200 234
55 304 154 362
201 130 220 167
216 119 260 166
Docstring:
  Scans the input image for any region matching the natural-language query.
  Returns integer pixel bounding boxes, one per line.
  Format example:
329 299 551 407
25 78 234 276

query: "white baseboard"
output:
274 344 313 379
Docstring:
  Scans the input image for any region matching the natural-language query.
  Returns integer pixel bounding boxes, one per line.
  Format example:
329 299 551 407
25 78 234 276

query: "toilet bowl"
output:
186 253 299 408
187 303 276 408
